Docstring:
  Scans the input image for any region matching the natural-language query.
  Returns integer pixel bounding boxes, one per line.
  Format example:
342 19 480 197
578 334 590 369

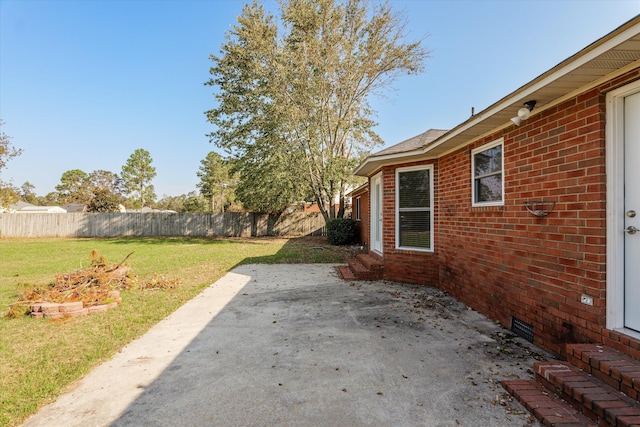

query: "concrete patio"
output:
21 264 545 427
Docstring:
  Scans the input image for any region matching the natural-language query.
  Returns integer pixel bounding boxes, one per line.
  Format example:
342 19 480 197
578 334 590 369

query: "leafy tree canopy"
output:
0 120 22 208
86 188 123 212
53 169 123 208
182 194 210 212
87 170 123 195
55 169 91 204
155 192 210 212
232 148 304 214
0 120 21 178
206 0 427 222
85 170 124 211
19 182 37 204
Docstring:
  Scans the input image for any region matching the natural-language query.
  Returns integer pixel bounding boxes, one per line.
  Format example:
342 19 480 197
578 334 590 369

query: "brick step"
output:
355 253 384 271
337 254 384 281
534 361 640 426
336 265 356 281
566 344 640 402
502 379 597 426
347 258 383 280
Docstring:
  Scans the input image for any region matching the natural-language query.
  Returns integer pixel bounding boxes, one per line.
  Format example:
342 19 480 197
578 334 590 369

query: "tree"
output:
197 152 232 212
121 149 157 209
0 185 19 210
55 169 91 204
87 170 122 195
84 170 124 211
0 120 22 209
155 192 209 212
0 120 21 178
156 194 186 212
206 0 427 222
40 192 59 205
182 194 210 212
19 182 37 204
232 149 303 213
86 188 123 212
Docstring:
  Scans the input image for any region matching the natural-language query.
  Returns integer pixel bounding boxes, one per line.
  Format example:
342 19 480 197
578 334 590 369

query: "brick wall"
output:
434 74 640 357
352 190 370 246
436 88 609 356
379 161 440 285
374 69 640 358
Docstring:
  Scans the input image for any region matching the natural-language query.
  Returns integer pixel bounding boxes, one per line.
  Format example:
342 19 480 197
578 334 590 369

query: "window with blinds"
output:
471 138 504 206
396 166 433 250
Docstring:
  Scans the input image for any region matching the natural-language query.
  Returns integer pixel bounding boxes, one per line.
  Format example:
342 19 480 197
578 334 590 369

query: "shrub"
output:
327 218 357 245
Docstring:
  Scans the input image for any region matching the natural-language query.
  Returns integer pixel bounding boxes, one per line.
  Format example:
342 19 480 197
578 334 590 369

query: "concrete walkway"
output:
21 264 544 427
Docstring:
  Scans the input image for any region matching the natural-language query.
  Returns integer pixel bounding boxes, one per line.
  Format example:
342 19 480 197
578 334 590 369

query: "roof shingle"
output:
372 129 449 157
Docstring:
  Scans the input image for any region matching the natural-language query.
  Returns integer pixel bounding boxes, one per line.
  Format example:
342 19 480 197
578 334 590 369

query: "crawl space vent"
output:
511 317 534 343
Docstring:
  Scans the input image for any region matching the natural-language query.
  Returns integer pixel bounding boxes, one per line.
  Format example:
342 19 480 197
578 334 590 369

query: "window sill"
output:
470 205 505 213
395 246 434 253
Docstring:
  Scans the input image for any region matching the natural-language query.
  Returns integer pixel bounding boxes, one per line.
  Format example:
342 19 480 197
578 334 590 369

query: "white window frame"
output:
355 197 361 220
370 173 383 254
395 165 434 252
471 138 504 207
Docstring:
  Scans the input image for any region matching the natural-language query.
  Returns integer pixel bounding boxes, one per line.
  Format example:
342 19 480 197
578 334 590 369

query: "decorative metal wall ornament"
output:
524 201 556 217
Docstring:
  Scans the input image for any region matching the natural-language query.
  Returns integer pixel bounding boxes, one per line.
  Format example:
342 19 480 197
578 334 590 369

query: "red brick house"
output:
349 183 369 244
348 16 640 359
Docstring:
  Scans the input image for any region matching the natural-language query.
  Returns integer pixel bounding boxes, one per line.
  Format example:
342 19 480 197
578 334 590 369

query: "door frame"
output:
606 79 640 335
370 172 383 254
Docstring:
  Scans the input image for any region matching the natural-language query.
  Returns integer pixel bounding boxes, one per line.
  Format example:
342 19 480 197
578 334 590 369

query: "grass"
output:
0 236 349 427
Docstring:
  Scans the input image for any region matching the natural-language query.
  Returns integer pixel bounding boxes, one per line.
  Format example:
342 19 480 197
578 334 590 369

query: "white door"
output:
624 91 640 332
370 174 383 254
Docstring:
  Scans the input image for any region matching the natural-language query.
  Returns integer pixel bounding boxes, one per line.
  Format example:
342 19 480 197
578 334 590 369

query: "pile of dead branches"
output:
6 250 178 319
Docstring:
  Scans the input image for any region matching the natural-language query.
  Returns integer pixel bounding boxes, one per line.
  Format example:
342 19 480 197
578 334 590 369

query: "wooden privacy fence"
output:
0 212 327 238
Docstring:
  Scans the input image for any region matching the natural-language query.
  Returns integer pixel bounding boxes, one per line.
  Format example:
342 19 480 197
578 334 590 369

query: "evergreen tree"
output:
121 149 157 209
197 152 231 212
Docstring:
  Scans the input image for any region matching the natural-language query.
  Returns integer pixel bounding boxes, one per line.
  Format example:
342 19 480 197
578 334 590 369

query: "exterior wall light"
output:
510 100 537 126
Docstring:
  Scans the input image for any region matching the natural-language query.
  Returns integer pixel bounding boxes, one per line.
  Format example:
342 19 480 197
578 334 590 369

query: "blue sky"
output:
1 0 638 198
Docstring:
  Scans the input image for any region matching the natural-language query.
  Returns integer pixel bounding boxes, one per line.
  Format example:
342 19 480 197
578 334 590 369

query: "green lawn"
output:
0 236 348 427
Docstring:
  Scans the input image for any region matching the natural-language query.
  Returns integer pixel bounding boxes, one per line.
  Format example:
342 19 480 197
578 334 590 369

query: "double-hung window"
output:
471 138 504 206
396 165 433 251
